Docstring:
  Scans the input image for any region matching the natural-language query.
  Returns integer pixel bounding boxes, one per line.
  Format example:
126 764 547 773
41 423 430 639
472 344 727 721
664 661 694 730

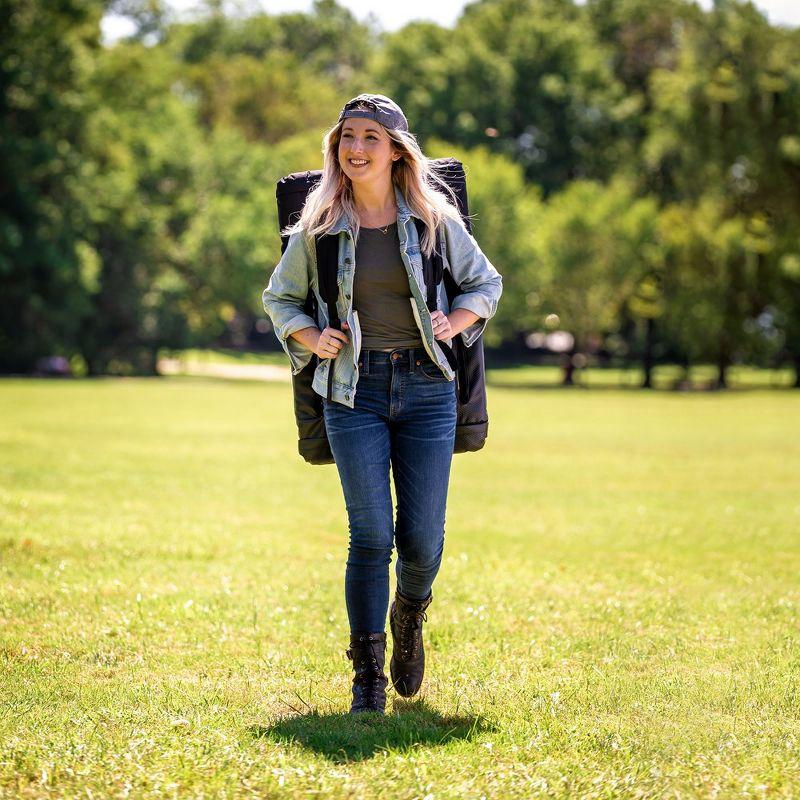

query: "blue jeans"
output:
322 346 457 633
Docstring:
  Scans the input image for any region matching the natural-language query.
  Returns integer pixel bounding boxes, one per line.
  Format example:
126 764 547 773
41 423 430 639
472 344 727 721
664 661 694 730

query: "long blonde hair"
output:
281 112 471 259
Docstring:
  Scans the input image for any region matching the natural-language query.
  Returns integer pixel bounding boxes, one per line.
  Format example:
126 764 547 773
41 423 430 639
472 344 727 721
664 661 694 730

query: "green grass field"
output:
1 375 798 798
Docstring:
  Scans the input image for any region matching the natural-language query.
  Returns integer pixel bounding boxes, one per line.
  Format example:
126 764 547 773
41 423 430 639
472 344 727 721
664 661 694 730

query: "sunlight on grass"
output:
1 374 798 797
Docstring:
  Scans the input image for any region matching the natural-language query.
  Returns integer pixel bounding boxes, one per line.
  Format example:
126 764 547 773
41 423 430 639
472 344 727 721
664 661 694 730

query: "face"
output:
338 117 400 184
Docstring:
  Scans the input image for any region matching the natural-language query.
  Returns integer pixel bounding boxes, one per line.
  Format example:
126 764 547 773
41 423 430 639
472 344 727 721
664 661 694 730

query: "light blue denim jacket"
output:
262 184 503 409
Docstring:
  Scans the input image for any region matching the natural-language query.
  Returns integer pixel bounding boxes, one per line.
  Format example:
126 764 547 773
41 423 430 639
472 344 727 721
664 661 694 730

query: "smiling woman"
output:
338 116 403 229
261 91 503 716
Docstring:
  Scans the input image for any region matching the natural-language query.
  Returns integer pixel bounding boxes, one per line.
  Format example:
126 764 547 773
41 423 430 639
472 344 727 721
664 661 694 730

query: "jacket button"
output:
345 393 350 400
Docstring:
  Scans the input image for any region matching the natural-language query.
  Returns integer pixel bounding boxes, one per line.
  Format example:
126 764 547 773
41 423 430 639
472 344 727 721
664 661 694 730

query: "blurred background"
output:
3 0 800 389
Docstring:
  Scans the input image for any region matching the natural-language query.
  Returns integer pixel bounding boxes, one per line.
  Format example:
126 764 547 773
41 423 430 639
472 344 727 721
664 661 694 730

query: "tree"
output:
373 0 631 196
0 0 104 373
644 1 800 385
532 177 660 385
426 138 544 349
77 40 200 374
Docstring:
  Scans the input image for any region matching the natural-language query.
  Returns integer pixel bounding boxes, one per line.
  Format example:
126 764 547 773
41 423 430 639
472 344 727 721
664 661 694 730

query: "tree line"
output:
2 0 799 386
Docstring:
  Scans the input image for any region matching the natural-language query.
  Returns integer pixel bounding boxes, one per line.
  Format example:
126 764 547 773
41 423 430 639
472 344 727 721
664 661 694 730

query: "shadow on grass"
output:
249 698 496 762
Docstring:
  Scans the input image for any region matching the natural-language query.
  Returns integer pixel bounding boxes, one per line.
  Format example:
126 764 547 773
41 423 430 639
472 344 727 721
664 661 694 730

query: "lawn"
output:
1 375 798 798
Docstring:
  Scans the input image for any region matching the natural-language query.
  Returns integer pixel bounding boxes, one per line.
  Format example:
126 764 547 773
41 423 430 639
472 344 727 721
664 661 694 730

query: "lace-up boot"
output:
389 589 433 697
346 631 388 713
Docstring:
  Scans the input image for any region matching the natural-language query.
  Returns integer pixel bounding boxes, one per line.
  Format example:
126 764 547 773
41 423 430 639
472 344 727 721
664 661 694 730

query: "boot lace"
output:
347 635 386 709
397 607 428 660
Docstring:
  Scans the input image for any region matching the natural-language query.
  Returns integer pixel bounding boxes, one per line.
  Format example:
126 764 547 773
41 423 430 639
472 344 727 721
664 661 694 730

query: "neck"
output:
352 180 396 216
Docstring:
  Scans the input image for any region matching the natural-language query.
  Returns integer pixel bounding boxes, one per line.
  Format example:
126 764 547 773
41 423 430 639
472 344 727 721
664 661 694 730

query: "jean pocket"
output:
416 360 449 381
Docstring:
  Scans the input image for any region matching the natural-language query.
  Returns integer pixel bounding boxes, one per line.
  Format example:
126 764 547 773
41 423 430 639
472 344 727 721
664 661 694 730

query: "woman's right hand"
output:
314 322 350 359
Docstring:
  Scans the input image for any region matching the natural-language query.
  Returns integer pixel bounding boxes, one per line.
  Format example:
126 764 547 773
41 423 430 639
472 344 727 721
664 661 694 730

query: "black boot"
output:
389 589 433 698
346 632 388 714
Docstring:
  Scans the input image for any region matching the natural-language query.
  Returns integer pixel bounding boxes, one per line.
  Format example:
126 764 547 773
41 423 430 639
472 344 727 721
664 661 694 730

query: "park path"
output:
157 358 291 382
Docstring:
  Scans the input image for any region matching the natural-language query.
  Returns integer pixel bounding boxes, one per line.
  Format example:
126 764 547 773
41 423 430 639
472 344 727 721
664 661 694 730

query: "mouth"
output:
348 159 369 168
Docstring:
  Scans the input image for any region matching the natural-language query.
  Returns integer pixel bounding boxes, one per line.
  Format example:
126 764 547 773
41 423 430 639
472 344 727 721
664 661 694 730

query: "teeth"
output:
350 159 368 165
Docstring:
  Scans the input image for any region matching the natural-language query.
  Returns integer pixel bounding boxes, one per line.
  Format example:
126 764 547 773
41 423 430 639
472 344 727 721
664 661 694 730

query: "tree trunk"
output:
561 351 575 386
641 317 654 389
716 346 728 389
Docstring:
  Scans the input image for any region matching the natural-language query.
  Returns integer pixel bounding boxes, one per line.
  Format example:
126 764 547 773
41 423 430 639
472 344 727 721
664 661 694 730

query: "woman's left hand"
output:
430 310 453 341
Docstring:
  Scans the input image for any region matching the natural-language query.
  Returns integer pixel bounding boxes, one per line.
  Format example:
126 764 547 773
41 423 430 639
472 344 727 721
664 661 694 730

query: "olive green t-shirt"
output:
353 222 424 351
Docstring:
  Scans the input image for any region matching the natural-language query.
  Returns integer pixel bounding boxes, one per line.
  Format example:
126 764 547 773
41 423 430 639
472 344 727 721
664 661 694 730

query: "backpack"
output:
275 158 488 465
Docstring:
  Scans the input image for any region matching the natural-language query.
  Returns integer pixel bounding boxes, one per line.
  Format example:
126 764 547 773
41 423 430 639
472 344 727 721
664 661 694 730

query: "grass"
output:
1 374 798 798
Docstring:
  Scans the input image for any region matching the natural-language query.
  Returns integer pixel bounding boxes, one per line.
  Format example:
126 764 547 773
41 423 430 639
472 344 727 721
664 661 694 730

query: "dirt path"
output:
157 358 291 382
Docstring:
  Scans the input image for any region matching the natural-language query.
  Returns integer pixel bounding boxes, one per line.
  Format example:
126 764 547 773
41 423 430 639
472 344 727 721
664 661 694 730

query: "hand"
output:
314 321 350 359
430 310 453 341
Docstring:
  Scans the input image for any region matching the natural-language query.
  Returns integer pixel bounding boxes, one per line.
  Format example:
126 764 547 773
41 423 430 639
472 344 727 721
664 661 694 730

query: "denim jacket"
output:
262 183 503 409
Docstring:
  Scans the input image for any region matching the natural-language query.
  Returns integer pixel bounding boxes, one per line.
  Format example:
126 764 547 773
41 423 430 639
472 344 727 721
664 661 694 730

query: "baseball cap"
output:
337 93 409 133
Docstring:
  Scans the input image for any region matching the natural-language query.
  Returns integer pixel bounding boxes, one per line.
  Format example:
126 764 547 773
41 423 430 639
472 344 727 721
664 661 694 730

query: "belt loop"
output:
360 350 368 375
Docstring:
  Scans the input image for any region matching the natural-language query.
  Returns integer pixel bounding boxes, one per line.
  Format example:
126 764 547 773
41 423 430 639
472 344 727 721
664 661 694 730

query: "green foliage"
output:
428 138 544 346
0 0 104 372
532 176 661 346
76 40 201 373
181 50 342 143
374 0 632 193
2 0 800 383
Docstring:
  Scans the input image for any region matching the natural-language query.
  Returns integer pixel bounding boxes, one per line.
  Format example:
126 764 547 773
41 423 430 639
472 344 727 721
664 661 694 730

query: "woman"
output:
262 93 502 714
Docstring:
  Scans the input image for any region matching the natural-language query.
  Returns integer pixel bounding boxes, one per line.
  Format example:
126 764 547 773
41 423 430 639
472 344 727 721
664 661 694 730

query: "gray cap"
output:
337 93 409 133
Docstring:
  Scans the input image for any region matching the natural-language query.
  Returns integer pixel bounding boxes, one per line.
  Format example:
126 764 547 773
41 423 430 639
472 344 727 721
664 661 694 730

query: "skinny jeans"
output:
321 346 457 633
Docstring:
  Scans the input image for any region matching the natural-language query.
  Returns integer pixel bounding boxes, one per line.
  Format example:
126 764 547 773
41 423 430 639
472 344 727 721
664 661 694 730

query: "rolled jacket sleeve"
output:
262 231 318 375
442 216 503 348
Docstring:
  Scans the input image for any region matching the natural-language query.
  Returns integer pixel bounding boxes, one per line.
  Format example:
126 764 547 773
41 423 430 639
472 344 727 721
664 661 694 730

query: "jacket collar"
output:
328 183 413 235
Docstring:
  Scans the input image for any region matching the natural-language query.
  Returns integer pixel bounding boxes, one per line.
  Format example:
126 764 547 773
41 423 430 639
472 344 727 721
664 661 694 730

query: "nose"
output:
348 136 368 152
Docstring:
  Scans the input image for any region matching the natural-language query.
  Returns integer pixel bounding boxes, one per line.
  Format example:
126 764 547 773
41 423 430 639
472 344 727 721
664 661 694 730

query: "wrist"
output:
446 308 480 337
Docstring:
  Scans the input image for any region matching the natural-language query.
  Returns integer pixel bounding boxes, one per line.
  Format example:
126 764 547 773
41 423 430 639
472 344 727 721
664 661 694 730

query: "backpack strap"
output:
413 218 458 372
314 233 341 401
412 218 443 311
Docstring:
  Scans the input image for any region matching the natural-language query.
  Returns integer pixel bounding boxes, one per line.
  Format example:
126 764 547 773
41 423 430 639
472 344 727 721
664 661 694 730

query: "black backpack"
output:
275 158 488 465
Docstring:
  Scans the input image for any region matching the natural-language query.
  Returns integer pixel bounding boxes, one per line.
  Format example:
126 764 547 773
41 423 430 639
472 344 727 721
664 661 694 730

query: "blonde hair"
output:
281 109 471 259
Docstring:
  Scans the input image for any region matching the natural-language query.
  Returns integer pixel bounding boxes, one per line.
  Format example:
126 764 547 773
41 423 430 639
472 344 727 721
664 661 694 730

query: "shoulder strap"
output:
413 218 458 372
314 233 340 401
412 218 444 313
